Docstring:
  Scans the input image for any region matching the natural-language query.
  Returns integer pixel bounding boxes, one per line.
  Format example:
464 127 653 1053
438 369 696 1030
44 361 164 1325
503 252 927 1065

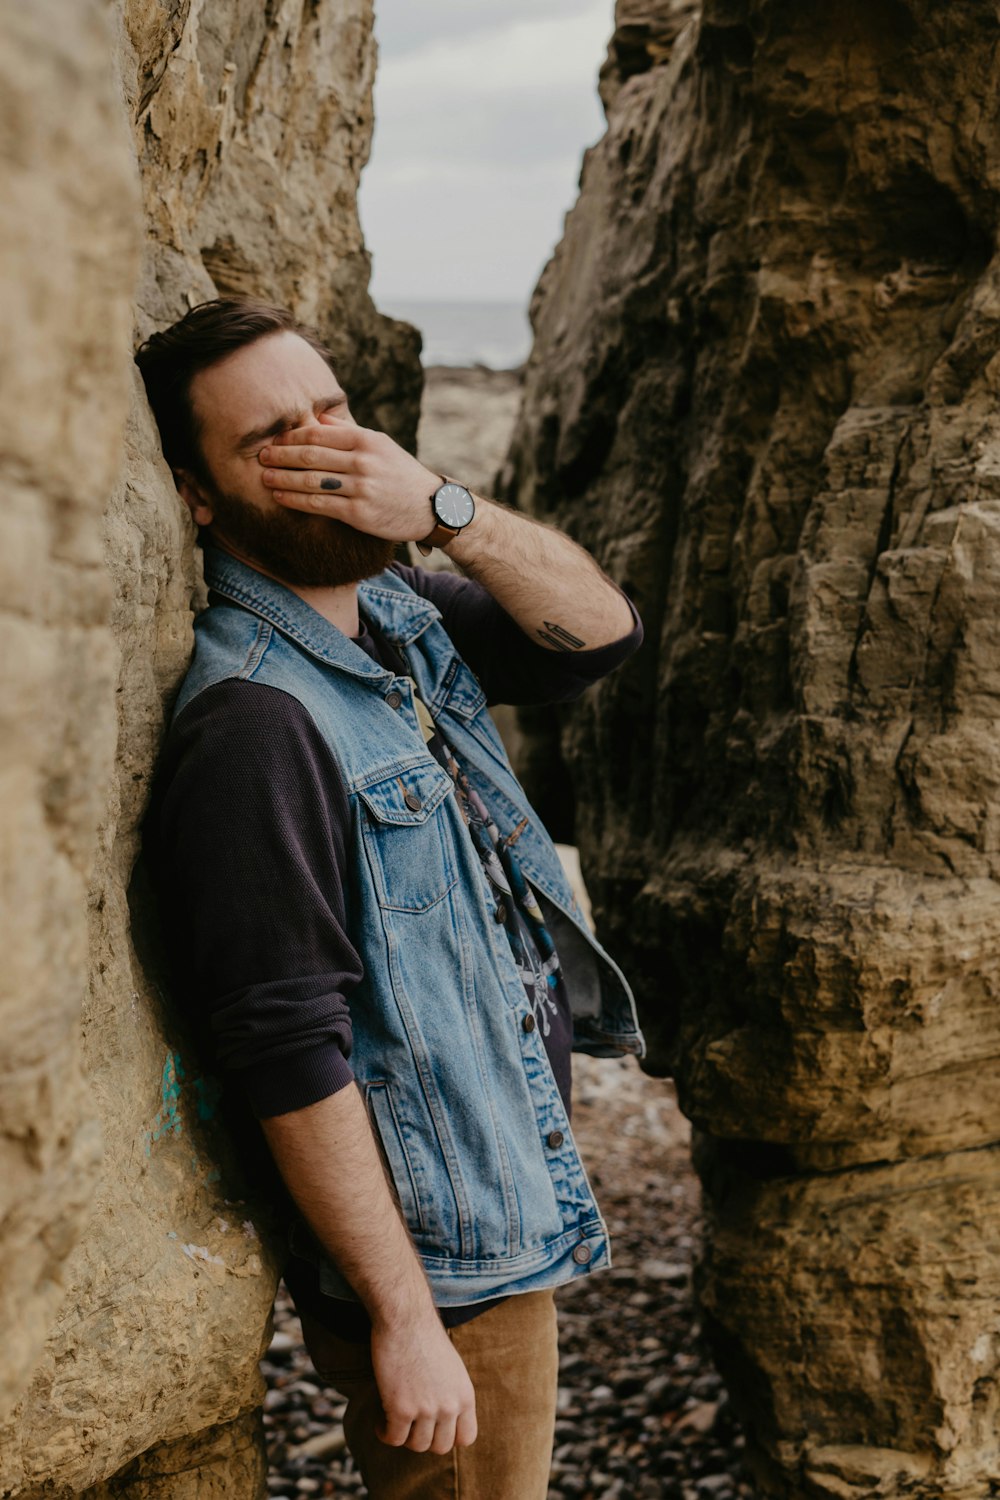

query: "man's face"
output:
185 329 395 588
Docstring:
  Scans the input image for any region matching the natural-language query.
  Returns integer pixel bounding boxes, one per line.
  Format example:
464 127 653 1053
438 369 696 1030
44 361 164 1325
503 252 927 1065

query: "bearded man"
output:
138 297 644 1500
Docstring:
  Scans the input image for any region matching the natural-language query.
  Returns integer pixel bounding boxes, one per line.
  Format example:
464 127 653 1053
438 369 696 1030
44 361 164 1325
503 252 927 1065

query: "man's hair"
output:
134 297 335 484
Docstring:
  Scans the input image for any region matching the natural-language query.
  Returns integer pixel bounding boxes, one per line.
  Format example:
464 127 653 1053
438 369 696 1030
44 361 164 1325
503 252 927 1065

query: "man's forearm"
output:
260 1081 433 1330
442 496 635 653
262 1083 477 1454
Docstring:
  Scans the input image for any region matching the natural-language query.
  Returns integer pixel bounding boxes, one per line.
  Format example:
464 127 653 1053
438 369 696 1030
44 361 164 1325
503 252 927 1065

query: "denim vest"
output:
173 545 645 1306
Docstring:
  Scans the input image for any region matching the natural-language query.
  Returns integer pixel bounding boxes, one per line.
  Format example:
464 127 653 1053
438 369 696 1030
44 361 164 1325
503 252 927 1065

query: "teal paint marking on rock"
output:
146 1052 224 1156
149 1050 185 1146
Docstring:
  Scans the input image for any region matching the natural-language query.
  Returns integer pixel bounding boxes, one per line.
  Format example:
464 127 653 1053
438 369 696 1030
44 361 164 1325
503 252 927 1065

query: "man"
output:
138 297 644 1499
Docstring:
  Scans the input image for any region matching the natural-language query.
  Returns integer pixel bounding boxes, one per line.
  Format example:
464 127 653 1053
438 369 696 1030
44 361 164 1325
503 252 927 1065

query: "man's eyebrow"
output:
235 393 347 452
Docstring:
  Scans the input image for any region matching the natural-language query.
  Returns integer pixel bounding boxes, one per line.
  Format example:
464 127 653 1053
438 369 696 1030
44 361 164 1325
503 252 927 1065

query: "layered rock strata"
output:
0 1 419 1494
501 1 1000 1493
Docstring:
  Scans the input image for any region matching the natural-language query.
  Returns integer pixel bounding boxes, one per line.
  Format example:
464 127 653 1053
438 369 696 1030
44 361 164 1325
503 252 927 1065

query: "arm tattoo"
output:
536 620 586 651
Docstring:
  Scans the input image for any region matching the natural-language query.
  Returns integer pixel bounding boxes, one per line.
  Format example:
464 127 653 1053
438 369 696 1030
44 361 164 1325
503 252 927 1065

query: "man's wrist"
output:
366 1264 439 1334
438 493 494 565
415 476 481 557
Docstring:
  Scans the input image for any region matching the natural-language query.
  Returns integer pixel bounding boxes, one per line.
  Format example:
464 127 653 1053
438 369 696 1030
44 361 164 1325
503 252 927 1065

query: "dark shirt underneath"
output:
146 561 642 1338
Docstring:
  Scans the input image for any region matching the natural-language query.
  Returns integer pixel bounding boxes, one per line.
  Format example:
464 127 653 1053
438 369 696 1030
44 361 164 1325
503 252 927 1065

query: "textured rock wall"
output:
0 0 142 1447
0 1 419 1494
502 1 1000 1494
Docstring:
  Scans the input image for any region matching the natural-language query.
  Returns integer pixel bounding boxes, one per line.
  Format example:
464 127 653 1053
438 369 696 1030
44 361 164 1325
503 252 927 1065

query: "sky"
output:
359 0 614 307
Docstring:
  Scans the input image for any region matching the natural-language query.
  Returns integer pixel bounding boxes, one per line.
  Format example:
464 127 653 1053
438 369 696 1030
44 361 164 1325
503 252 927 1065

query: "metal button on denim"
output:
547 1130 564 1149
403 791 422 812
494 901 507 923
385 689 403 709
572 1242 592 1265
522 1013 536 1033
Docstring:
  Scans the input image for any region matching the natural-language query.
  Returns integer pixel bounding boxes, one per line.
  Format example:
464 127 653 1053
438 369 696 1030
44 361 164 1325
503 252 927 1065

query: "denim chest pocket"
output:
357 759 458 912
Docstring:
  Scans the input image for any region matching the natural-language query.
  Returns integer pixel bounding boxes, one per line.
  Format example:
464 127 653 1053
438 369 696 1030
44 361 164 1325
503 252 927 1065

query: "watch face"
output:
434 482 475 529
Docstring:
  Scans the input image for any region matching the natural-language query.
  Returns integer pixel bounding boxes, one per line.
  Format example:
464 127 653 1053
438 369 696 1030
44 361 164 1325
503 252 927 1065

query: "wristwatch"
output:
416 477 476 556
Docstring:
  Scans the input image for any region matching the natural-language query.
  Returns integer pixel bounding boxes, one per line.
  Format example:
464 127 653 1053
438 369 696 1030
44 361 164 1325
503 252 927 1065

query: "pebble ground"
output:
262 1054 758 1499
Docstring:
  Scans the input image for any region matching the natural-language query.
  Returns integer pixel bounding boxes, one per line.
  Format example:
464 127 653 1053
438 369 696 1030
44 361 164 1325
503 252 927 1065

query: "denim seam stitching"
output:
454 866 522 1256
379 907 477 1260
236 619 272 680
365 1080 426 1236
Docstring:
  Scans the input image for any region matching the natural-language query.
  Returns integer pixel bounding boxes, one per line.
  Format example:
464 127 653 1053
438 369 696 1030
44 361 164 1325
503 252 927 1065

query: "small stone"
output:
289 1428 347 1460
289 1379 320 1399
268 1330 297 1358
673 1400 720 1437
640 1258 689 1283
645 1374 676 1407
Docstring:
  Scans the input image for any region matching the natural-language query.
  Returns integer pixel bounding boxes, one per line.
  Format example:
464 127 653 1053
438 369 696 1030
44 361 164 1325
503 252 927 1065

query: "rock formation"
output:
502 0 1000 1493
0 1 418 1494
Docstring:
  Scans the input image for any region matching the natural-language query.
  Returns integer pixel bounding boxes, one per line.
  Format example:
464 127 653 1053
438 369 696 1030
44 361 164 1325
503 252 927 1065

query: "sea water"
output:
377 298 532 370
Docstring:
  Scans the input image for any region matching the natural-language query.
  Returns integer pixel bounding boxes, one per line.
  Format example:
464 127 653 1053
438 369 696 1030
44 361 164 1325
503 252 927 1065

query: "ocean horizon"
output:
376 297 532 371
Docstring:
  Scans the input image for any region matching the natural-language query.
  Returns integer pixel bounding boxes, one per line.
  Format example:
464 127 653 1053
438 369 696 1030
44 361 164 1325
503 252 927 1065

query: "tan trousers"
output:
299 1289 559 1500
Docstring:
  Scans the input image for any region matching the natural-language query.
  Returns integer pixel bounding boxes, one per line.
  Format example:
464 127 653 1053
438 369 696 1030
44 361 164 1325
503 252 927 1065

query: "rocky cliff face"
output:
502 0 1000 1493
0 2 419 1494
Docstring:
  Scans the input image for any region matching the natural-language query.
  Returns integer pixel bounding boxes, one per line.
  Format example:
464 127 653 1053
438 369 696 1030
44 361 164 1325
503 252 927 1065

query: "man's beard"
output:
202 483 397 589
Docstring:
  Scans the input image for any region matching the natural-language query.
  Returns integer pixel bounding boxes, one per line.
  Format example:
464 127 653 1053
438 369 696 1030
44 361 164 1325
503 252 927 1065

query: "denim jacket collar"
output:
201 543 441 684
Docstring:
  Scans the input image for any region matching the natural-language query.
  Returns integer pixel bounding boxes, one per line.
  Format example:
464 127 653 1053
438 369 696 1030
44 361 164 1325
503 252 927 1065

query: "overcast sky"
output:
359 0 614 306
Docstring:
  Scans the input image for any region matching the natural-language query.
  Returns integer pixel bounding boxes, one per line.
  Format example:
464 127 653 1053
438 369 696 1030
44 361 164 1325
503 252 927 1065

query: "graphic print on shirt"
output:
451 755 563 1036
401 667 564 1039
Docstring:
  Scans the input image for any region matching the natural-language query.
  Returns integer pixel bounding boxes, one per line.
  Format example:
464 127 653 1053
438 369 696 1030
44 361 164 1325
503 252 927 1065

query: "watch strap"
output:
416 519 461 556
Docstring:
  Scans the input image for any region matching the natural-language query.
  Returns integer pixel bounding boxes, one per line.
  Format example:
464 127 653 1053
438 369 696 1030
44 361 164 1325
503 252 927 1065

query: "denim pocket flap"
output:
439 658 487 721
357 760 453 827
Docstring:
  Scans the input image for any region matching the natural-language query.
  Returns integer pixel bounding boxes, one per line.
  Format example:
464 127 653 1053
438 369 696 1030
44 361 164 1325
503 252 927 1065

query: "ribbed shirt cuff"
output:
243 1043 355 1119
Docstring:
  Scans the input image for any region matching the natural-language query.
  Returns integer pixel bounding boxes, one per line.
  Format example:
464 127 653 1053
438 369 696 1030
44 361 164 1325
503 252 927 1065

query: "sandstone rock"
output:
0 0 141 1440
0 0 419 1494
502 0 1000 1492
120 0 421 445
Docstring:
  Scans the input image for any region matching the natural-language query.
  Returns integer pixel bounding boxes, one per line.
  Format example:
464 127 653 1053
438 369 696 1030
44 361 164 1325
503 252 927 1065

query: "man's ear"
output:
174 469 215 527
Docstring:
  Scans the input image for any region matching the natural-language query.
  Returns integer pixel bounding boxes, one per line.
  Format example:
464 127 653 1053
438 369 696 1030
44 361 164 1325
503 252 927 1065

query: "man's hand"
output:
259 410 636 654
371 1309 478 1454
258 411 439 542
